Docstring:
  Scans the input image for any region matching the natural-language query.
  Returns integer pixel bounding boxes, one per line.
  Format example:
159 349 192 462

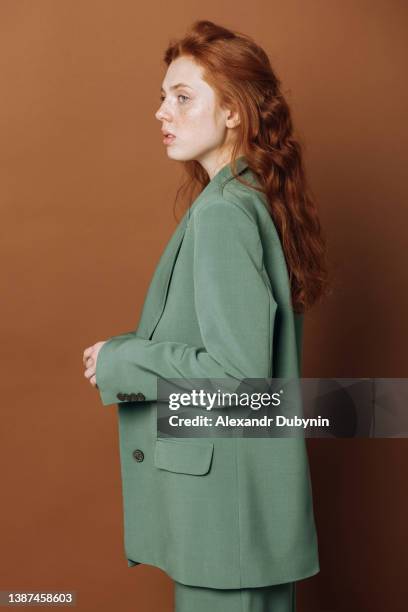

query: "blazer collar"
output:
211 154 249 186
187 155 249 219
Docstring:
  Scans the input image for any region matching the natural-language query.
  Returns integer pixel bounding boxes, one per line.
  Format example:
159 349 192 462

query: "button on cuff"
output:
132 449 144 462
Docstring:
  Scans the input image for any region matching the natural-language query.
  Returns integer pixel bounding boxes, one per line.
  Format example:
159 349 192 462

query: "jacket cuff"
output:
95 333 156 406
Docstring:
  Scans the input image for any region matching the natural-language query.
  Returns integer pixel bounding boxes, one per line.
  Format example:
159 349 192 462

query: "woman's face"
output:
155 56 239 177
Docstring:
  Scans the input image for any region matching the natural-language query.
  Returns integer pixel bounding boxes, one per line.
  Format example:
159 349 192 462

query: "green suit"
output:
95 155 320 589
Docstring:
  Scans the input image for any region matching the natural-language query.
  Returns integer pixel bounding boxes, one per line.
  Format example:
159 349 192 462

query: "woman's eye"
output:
159 94 189 104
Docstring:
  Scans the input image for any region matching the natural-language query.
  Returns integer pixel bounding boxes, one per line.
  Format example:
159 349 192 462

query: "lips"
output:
163 132 176 145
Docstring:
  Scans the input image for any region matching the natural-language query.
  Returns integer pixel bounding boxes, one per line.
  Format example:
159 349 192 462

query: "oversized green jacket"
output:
95 155 320 589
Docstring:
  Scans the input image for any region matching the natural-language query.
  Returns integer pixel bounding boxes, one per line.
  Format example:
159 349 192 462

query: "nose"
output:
155 101 170 122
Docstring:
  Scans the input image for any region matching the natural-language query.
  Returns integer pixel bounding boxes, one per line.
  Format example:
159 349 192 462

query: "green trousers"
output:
174 581 296 612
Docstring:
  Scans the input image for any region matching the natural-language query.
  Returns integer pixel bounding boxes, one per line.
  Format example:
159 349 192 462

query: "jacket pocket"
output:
154 438 214 476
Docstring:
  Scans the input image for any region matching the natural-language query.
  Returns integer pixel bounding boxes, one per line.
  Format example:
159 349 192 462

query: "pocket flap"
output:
154 438 214 476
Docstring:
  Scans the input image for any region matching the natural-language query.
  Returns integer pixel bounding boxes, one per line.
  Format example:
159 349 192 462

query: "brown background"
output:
1 1 407 611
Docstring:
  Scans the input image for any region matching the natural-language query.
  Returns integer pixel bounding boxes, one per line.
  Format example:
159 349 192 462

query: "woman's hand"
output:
83 341 107 388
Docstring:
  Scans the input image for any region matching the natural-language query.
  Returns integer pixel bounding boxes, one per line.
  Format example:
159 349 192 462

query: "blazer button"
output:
135 392 145 401
132 449 144 462
117 392 126 401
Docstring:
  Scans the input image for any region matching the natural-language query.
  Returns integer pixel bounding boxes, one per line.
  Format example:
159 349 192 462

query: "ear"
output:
225 107 240 129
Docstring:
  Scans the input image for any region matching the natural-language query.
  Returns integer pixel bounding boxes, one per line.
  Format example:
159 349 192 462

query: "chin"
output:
166 150 193 162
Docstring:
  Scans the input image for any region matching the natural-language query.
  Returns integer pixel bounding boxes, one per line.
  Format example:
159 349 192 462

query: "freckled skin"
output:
155 56 241 179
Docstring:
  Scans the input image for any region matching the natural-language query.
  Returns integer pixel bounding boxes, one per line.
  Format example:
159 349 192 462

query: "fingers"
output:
82 344 100 389
85 372 97 385
84 364 95 378
83 346 94 365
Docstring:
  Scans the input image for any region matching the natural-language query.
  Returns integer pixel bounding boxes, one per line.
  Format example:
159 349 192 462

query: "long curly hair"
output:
163 20 331 313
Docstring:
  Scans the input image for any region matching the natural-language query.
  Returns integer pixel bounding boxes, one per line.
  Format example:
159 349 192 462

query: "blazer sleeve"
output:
95 199 277 406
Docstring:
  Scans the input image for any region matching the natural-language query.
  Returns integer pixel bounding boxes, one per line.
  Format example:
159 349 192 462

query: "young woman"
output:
83 20 329 612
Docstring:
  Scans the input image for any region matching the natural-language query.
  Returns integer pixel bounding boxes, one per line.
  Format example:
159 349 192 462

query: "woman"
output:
83 20 329 612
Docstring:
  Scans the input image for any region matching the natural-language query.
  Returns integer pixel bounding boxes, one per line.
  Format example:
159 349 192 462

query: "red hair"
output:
163 20 331 313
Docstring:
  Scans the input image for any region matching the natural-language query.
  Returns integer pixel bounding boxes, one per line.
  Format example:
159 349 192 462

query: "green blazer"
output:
95 155 320 589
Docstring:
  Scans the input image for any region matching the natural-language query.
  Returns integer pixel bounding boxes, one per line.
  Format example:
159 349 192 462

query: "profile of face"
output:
155 56 240 178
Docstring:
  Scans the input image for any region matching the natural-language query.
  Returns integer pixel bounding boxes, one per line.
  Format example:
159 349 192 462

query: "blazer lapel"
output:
136 155 249 340
136 212 188 340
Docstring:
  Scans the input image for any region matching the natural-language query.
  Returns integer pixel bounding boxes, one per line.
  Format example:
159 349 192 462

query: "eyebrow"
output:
160 82 193 93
